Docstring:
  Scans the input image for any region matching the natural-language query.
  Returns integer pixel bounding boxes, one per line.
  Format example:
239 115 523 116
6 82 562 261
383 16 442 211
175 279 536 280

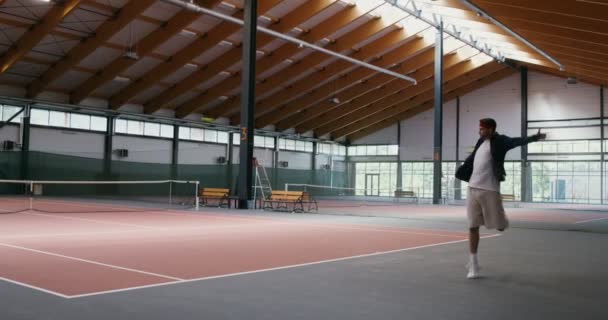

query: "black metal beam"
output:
432 21 444 205
0 107 24 129
20 105 31 180
103 116 114 179
311 141 317 184
227 132 234 192
454 96 462 200
396 121 402 192
601 85 605 204
520 67 529 202
238 0 258 209
171 124 179 180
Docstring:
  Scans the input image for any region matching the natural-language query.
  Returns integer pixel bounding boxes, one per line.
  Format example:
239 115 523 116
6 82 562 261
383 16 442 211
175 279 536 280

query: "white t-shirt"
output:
469 139 499 192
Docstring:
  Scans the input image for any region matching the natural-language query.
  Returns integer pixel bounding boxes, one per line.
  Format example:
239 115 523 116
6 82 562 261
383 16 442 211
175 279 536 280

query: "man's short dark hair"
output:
479 118 497 130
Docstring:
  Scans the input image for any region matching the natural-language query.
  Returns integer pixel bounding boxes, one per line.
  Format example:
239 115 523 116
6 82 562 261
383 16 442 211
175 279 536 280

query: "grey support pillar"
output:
432 21 444 205
273 136 279 189
20 105 31 180
454 96 462 200
311 141 317 185
238 0 258 209
601 86 605 204
396 121 402 192
103 116 114 179
520 67 529 202
171 124 179 180
227 132 234 191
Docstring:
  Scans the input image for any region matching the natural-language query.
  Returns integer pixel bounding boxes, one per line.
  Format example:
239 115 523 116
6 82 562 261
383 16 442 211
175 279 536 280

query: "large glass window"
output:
354 162 398 197
531 161 601 204
26 108 106 132
116 119 175 138
348 145 399 156
0 105 22 123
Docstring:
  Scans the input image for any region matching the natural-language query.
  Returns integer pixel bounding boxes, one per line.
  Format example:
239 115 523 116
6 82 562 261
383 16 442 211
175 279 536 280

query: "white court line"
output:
574 216 608 224
0 242 184 281
0 277 71 299
66 234 502 299
24 212 165 230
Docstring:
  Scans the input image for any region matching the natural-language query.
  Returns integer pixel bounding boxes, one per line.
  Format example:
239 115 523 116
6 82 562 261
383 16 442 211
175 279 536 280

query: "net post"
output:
29 181 34 210
195 181 200 210
284 183 288 192
169 181 173 205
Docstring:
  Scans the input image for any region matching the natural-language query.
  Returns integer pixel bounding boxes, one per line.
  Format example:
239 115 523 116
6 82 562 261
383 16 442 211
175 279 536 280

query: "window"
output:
205 129 217 143
91 116 107 131
70 113 90 130
51 111 69 127
531 161 601 204
144 122 160 136
354 162 398 197
190 128 204 141
1 105 21 123
217 131 229 144
348 145 398 156
179 127 190 140
160 124 174 138
30 109 49 125
126 120 143 135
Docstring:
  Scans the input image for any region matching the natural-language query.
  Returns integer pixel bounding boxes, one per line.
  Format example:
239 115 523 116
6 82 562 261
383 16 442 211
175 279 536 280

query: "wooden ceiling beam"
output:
272 39 439 131
245 28 434 127
296 51 477 134
174 3 376 118
212 16 408 120
106 0 282 109
26 0 157 98
320 58 497 137
0 0 84 74
70 1 227 104
340 62 515 139
143 0 338 114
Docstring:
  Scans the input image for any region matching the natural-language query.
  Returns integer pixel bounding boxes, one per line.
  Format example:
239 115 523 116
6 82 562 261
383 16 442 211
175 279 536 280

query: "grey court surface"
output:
1 208 607 320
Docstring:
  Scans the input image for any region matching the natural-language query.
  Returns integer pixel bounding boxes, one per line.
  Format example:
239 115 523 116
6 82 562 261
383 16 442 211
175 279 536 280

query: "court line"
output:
65 234 501 299
0 277 71 299
23 212 165 230
0 242 184 281
574 216 608 224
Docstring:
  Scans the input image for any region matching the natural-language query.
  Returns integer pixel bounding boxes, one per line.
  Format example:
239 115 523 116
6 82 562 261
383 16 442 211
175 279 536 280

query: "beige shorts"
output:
467 187 509 230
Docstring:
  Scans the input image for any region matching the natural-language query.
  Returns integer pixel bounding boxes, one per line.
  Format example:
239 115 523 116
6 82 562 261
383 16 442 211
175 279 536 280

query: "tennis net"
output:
284 184 420 207
0 179 200 214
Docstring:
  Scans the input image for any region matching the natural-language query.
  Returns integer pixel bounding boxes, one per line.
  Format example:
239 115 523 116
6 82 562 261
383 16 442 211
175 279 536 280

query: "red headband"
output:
479 121 494 129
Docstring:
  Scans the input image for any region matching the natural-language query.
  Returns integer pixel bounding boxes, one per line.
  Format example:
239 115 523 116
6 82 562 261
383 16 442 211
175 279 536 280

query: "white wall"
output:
0 125 19 143
279 151 312 170
528 71 600 121
352 124 398 145
459 73 521 160
29 127 105 159
231 147 275 166
179 141 226 165
112 135 172 163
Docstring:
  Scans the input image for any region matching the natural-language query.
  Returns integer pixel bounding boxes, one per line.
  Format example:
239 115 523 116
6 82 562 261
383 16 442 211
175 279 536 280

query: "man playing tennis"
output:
456 118 546 279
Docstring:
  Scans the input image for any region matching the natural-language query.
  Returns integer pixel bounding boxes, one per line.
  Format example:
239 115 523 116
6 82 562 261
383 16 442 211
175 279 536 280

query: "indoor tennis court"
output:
1 0 607 319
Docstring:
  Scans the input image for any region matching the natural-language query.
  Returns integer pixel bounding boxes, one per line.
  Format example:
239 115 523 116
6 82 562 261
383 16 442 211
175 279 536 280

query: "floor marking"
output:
24 212 165 230
574 216 608 224
0 242 184 281
65 234 501 299
0 277 70 299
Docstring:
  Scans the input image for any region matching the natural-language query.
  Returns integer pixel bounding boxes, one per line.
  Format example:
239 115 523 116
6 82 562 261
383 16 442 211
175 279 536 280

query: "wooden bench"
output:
199 188 230 208
263 191 317 212
501 194 515 201
394 190 418 203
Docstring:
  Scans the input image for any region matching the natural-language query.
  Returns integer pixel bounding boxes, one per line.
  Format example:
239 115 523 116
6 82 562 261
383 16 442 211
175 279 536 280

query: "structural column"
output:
454 96 462 200
311 141 317 185
520 67 529 202
171 124 179 180
601 85 605 204
20 105 31 180
238 0 258 209
103 116 114 179
432 21 444 205
396 121 403 192
227 132 234 190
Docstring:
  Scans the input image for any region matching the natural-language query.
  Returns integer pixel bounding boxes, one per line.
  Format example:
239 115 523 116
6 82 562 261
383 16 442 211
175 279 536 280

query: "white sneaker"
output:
466 262 480 279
